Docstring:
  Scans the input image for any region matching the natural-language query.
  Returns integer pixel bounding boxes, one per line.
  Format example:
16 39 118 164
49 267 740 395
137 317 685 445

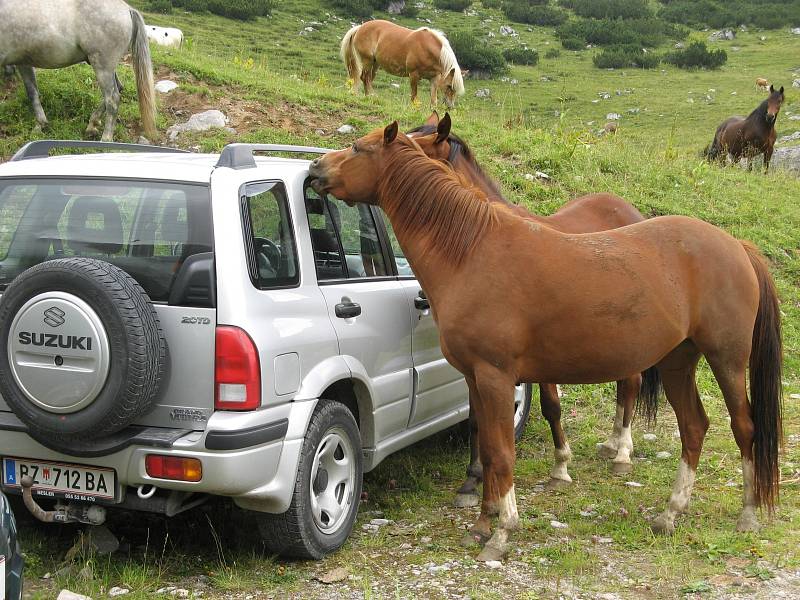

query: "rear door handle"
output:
335 301 361 319
414 290 429 310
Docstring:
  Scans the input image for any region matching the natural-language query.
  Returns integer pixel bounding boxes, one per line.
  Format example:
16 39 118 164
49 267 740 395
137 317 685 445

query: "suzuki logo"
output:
43 307 66 328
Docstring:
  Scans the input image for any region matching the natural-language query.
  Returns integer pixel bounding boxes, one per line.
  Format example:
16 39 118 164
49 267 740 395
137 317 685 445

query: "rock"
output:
370 518 390 526
792 27 800 35
78 564 94 580
627 107 640 114
760 35 767 41
485 560 503 569
317 567 348 584
499 25 516 36
604 122 618 134
550 520 568 529
599 92 611 99
390 82 401 89
167 110 228 141
731 46 740 52
510 79 518 85
314 129 325 136
789 393 800 399
674 42 685 49
420 536 432 544
788 115 800 121
58 592 93 600
656 451 671 459
336 124 355 134
580 509 597 517
108 588 130 597
642 433 657 441
387 0 405 14
625 481 644 487
475 88 491 98
592 535 614 544
606 112 621 120
155 80 178 93
778 131 800 143
171 590 189 599
709 29 735 42
137 136 151 145
772 146 800 173
792 79 800 88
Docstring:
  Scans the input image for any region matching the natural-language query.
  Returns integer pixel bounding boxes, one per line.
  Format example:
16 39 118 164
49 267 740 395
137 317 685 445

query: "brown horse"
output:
340 20 465 107
309 123 783 561
406 112 661 508
706 85 784 172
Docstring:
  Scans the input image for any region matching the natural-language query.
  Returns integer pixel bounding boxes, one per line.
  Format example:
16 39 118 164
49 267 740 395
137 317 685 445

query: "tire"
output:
0 258 167 441
514 383 533 442
256 400 362 559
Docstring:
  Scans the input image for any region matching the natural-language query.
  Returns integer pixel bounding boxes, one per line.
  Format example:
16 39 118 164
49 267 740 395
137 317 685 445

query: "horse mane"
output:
378 137 498 266
418 28 465 95
747 99 770 122
406 124 507 203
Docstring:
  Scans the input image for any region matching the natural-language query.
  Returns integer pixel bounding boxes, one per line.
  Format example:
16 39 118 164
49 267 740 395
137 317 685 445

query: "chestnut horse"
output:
309 123 783 561
407 112 661 507
340 20 465 107
705 85 784 172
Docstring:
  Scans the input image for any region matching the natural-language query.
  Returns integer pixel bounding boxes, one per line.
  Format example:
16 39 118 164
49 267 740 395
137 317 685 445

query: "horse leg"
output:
17 66 48 131
610 375 641 475
471 365 518 562
652 345 707 535
540 383 573 489
763 147 774 174
409 71 420 106
455 383 482 510
89 61 122 142
429 74 440 107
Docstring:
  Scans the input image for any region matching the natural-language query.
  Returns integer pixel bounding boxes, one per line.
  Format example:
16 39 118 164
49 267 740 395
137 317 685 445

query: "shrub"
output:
658 1 800 30
503 46 539 66
593 45 660 69
544 47 561 58
171 0 208 10
560 37 584 50
557 17 684 48
562 0 652 20
329 0 384 17
664 41 727 69
205 0 273 20
504 3 568 26
147 0 173 13
448 31 507 75
401 2 420 17
481 0 504 7
433 0 473 10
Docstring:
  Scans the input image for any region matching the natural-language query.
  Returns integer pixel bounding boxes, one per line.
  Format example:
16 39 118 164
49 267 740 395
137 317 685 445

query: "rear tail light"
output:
145 455 202 482
214 326 261 410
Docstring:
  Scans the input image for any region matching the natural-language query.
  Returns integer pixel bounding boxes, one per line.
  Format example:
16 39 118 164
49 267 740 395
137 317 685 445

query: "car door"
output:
377 210 468 428
304 186 413 443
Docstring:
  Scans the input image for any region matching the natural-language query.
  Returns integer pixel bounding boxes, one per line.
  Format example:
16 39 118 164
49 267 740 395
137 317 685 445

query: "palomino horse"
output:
706 85 784 172
0 0 156 141
340 20 465 107
407 113 661 507
309 123 783 561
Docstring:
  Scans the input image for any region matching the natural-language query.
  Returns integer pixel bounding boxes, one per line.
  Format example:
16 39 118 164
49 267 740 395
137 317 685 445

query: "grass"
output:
3 0 800 598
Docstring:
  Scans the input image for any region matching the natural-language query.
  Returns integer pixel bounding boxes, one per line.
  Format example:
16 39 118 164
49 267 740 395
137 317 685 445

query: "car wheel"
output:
256 400 362 558
514 383 533 442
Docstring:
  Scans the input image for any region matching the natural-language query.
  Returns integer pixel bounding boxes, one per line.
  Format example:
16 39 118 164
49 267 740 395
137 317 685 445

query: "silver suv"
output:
0 140 533 558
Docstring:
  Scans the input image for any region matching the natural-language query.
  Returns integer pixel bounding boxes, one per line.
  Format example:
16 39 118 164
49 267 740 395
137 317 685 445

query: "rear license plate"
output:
2 457 116 502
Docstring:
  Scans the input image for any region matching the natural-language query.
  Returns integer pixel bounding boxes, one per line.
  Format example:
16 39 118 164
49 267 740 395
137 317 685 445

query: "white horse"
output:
0 0 157 141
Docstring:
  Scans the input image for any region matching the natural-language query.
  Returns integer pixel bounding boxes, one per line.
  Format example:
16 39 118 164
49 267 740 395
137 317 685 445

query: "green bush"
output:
504 3 568 26
147 0 173 13
557 17 684 48
544 47 561 58
448 31 507 75
171 0 208 10
503 46 539 66
560 36 584 50
593 45 660 69
203 0 273 19
658 0 800 30
664 41 727 69
561 0 652 20
434 0 473 10
329 0 383 17
480 0 503 7
401 2 420 16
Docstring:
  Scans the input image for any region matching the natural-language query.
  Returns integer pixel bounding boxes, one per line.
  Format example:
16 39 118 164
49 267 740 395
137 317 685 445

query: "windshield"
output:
0 178 213 302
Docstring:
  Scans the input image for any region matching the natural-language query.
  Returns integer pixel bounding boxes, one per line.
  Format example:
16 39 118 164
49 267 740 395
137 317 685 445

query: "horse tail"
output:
429 29 464 95
635 366 662 426
742 240 783 512
129 9 157 141
340 24 362 85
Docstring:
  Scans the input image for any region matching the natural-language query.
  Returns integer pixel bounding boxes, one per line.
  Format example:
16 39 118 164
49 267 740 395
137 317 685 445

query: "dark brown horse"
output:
309 123 783 561
407 112 661 510
340 20 464 107
706 85 784 172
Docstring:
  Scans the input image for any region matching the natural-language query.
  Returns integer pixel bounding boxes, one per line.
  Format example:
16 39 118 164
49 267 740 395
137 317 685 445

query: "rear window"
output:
0 178 212 302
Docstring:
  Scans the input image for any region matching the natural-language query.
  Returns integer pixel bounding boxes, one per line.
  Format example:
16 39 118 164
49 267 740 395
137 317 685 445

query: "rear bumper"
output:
0 399 317 515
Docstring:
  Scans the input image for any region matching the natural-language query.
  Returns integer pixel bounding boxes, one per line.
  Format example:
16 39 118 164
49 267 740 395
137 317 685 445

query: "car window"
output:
242 181 298 288
304 185 388 280
379 209 414 277
0 179 212 303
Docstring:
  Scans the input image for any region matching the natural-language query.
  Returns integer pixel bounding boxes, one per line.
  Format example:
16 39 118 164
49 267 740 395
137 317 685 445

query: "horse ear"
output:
424 111 440 127
436 112 451 144
384 121 399 145
447 67 456 81
770 84 774 92
779 86 784 95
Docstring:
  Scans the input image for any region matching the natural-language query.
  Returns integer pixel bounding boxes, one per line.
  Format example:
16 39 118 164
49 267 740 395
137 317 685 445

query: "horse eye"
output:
352 143 358 153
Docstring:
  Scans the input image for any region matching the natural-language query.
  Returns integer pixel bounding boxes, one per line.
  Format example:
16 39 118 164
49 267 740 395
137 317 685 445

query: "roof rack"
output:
215 143 331 170
10 140 190 162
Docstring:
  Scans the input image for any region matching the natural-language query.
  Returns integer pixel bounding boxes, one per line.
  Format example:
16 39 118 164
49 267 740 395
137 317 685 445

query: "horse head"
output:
766 85 784 124
407 112 453 163
309 122 414 204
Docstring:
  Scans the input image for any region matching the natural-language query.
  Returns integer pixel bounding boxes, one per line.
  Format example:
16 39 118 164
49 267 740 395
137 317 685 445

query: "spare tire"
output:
0 258 167 441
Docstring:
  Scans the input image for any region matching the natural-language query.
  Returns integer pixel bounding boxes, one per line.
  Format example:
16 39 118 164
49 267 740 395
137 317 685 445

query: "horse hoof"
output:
736 512 761 533
454 493 480 508
596 442 618 459
545 477 572 491
611 461 633 475
651 515 676 535
476 542 506 562
460 531 488 547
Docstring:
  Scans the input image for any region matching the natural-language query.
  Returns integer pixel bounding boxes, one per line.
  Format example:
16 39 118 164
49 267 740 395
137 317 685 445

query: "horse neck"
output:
378 144 498 283
747 100 773 129
450 146 506 203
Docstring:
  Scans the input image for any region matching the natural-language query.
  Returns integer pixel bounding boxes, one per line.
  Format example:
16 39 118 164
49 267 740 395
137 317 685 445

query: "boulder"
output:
167 110 228 141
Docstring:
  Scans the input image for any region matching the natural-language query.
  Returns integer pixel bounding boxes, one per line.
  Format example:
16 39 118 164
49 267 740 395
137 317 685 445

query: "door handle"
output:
335 301 362 319
414 290 429 310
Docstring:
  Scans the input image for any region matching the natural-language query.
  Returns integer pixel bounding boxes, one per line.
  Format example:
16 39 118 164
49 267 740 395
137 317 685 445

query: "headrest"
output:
67 196 123 255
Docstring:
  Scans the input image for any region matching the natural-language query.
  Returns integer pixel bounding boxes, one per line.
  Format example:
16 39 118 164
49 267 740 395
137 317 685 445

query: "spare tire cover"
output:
0 257 167 440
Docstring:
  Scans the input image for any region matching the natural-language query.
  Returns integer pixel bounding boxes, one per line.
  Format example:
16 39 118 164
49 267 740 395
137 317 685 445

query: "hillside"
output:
3 1 800 598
